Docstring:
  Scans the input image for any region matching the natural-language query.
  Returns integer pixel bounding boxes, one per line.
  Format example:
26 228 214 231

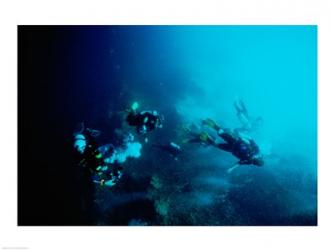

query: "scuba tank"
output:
74 134 87 154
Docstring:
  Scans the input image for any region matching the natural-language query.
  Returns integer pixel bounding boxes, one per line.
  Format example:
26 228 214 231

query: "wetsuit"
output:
75 130 121 187
126 110 162 134
216 129 259 165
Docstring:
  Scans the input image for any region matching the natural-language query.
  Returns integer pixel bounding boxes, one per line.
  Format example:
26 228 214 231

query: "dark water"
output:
18 26 317 226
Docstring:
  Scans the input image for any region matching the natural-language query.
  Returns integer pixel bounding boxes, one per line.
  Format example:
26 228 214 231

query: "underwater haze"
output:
19 25 317 226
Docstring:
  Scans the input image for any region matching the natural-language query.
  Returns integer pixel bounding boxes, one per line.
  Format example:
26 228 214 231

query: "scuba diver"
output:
202 118 264 172
152 141 182 160
184 119 264 173
234 98 263 134
73 123 123 187
126 102 163 135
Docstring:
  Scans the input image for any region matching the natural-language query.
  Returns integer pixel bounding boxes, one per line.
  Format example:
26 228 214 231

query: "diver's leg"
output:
217 129 237 144
205 134 216 145
238 113 250 128
234 100 242 114
239 100 247 114
185 138 202 144
202 118 221 131
185 132 215 146
217 143 232 152
186 137 210 145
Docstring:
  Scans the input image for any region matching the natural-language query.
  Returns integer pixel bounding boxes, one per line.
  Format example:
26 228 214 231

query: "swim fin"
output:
202 118 219 130
199 132 210 142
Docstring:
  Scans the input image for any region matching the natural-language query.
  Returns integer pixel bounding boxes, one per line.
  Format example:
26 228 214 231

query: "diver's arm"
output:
238 158 255 165
74 122 85 135
227 158 252 174
227 163 240 174
86 128 101 137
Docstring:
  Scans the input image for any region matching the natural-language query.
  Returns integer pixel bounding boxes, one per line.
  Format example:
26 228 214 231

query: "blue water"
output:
88 26 317 225
19 25 317 226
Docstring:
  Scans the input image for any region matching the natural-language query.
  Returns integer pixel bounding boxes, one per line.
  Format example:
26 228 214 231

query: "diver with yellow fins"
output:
184 118 264 173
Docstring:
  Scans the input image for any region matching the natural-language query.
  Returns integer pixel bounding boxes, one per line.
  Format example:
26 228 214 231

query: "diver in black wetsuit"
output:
126 102 163 135
202 118 264 170
73 123 122 187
